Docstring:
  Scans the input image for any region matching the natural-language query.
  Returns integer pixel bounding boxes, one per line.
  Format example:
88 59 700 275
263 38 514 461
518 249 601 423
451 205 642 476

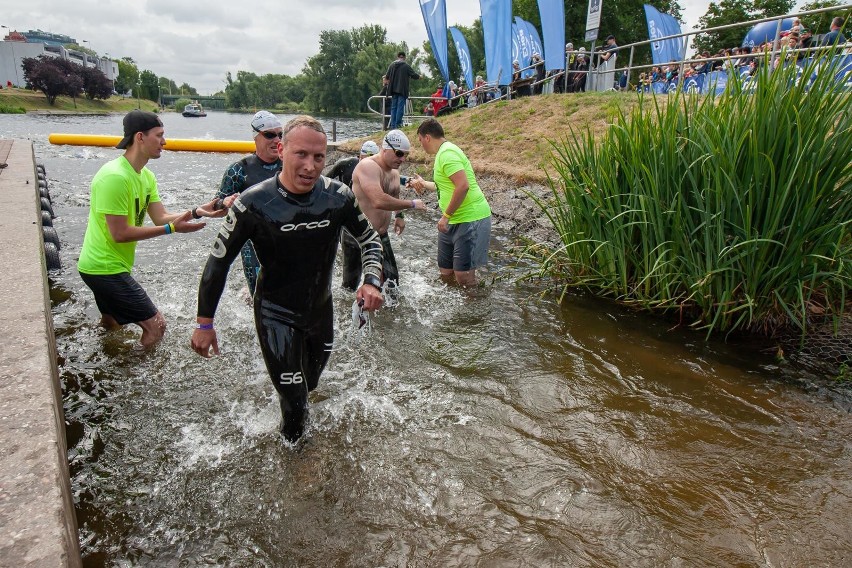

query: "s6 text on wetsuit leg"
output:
255 304 332 441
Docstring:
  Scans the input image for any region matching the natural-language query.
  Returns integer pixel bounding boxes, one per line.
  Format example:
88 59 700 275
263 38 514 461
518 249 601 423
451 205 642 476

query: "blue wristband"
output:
196 322 214 330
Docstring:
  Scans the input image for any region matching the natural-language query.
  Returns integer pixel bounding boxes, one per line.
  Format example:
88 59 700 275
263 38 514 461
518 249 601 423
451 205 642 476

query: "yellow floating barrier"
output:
48 134 255 154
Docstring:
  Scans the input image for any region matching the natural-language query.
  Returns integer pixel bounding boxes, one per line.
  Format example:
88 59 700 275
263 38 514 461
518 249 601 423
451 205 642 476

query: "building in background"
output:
1 28 117 90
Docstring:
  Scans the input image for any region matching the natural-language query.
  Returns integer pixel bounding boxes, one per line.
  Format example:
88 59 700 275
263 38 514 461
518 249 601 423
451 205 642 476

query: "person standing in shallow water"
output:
191 115 384 443
77 110 226 348
215 110 283 297
349 130 426 290
409 118 492 287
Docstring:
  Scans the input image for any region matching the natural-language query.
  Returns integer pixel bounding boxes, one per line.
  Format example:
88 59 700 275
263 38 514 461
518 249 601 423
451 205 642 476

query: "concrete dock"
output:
0 139 81 566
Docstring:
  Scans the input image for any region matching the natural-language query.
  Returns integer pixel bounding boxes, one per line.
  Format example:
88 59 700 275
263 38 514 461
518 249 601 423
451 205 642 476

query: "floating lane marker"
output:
48 134 255 154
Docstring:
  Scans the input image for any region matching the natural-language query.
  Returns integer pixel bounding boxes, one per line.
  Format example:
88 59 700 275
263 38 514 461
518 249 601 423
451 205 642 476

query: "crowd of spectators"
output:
633 16 848 91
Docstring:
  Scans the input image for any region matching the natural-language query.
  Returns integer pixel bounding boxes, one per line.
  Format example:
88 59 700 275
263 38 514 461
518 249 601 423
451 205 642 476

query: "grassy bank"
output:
336 92 643 185
0 87 157 114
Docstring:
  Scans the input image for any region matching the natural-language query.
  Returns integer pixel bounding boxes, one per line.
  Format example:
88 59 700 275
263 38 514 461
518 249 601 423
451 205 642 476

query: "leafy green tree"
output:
279 75 306 104
114 57 138 95
158 76 179 96
303 29 356 112
138 69 159 101
222 70 307 109
179 82 198 96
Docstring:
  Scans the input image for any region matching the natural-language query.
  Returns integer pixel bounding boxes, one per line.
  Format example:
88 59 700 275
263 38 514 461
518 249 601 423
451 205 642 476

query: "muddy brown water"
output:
4 113 850 566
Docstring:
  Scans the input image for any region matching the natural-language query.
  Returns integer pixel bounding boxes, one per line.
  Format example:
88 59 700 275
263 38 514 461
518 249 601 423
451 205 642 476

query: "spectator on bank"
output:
596 35 618 91
556 43 576 93
512 60 532 97
385 51 421 129
789 18 806 37
531 52 546 94
738 46 754 69
446 81 460 109
473 75 487 104
665 61 679 83
820 17 847 47
429 84 448 116
566 48 589 92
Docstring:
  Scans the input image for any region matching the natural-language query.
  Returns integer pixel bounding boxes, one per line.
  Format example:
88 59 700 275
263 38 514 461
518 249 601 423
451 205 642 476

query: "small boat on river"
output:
182 103 207 117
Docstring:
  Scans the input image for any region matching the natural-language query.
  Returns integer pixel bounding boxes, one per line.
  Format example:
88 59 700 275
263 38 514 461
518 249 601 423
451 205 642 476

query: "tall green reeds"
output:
526 53 851 336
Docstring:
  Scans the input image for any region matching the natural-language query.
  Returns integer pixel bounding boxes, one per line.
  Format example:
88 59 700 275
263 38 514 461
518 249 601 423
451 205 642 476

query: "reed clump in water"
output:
523 52 851 338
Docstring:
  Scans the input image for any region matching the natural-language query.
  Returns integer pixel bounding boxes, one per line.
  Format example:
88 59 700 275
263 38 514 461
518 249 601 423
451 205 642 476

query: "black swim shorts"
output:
79 272 158 325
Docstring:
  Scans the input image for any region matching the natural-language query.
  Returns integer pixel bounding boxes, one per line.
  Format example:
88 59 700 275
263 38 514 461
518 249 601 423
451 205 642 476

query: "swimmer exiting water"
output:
347 130 426 291
191 116 385 443
215 110 283 296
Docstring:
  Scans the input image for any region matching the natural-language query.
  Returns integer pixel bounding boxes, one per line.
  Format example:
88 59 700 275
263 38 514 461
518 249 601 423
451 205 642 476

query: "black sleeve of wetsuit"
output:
327 159 346 182
337 184 384 289
197 199 254 318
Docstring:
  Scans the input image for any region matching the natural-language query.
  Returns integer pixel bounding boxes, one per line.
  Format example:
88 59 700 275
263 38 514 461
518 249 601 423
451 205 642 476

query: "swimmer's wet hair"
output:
282 115 326 141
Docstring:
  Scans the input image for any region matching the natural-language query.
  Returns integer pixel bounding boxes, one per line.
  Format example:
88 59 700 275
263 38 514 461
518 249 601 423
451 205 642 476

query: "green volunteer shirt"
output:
433 141 491 223
77 156 161 275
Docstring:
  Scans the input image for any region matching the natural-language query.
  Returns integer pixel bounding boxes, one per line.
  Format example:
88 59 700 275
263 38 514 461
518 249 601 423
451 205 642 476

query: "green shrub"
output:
0 103 26 114
525 52 851 337
173 97 191 111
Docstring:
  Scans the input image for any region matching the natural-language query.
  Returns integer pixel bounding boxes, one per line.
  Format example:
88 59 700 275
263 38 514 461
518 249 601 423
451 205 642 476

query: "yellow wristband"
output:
442 212 451 219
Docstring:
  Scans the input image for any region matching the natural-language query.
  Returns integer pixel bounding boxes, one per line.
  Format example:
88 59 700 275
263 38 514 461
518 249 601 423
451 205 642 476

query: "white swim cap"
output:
382 130 411 152
251 110 281 134
360 140 379 156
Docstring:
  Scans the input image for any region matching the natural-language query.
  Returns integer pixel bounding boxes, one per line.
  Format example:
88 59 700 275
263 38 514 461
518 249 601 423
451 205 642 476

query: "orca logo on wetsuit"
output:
280 220 331 232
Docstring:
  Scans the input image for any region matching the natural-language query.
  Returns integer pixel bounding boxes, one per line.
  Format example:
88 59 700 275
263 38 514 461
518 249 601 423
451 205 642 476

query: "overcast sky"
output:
2 0 779 94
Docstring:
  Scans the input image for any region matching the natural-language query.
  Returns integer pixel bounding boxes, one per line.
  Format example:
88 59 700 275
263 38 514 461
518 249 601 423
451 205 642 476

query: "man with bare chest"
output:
346 130 426 289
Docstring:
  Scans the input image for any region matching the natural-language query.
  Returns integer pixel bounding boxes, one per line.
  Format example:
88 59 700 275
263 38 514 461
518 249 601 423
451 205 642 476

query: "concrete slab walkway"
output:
0 139 81 566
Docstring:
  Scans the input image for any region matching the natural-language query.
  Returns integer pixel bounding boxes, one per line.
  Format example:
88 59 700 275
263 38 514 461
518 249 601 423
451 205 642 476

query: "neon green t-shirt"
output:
77 156 161 275
433 141 491 224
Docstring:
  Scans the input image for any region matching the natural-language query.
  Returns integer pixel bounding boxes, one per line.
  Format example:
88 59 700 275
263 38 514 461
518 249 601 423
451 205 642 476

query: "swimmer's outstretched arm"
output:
408 174 436 195
341 188 385 312
192 203 253 357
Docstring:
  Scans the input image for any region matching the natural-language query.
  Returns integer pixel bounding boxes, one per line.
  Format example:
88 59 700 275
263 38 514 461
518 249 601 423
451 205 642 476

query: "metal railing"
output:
585 4 851 92
366 72 508 128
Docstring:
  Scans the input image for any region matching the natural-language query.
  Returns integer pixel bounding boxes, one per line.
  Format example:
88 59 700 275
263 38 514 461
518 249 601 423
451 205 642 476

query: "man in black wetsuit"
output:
215 110 283 296
191 115 385 443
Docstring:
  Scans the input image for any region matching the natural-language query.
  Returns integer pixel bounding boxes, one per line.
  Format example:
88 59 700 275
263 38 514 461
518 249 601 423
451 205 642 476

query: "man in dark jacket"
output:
385 52 420 129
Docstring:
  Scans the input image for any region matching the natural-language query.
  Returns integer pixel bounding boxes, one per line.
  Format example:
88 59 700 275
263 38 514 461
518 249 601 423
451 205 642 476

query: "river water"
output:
2 111 850 567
